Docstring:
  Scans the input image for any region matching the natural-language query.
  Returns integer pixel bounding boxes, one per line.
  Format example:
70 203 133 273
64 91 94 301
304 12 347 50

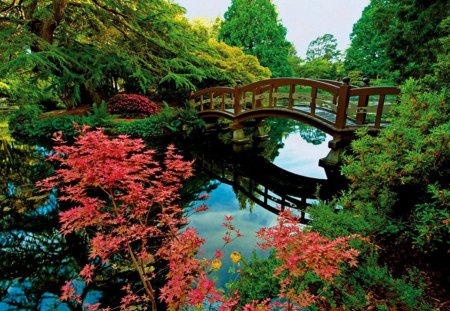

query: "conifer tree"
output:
219 0 293 77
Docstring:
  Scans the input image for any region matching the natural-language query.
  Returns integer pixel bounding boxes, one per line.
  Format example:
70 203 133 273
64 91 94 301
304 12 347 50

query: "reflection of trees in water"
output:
263 118 327 161
234 177 257 212
0 140 75 308
0 140 110 309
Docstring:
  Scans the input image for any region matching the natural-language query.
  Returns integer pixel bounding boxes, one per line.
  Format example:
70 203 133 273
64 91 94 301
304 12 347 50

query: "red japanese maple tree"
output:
38 125 206 310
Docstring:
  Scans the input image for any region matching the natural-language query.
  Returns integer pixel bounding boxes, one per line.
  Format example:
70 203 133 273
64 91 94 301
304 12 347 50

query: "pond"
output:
180 118 337 289
0 118 342 309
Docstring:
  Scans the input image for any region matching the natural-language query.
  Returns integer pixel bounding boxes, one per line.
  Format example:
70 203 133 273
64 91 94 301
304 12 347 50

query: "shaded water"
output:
0 118 340 309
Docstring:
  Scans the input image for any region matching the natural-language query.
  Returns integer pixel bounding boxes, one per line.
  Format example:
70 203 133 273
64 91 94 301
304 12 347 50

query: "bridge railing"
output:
190 78 400 131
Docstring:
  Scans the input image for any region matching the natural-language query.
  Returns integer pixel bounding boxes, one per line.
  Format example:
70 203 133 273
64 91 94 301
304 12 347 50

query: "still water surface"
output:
184 123 332 288
0 118 334 309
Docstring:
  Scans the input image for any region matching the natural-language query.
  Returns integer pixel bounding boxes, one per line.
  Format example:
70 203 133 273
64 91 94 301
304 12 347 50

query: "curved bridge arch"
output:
194 145 340 222
190 77 400 138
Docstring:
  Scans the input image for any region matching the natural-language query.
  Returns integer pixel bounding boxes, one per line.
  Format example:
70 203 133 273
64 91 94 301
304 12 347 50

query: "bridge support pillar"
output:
231 122 251 144
319 138 351 179
252 119 270 141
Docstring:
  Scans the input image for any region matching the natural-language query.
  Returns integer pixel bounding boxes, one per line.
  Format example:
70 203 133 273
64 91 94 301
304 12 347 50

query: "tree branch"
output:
0 0 17 14
91 0 127 19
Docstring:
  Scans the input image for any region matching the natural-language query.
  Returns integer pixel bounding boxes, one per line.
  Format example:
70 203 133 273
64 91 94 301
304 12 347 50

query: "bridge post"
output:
231 122 250 144
234 80 242 115
252 119 270 140
335 77 351 129
318 137 351 179
356 77 370 124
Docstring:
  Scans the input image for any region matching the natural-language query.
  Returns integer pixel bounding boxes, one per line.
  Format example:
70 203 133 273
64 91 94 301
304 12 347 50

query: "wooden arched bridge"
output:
189 77 400 140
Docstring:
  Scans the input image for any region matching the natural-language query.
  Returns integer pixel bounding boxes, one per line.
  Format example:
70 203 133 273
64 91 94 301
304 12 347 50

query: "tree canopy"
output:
345 0 450 83
344 0 389 79
306 34 341 62
298 34 343 80
0 0 269 108
218 0 293 77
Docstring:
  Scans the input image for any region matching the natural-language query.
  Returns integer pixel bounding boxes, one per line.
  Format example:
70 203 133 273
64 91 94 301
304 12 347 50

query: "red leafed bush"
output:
107 94 158 117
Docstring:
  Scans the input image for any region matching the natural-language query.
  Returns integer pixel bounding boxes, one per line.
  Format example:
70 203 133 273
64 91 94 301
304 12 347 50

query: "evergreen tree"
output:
0 0 269 107
376 0 449 81
344 0 389 79
218 0 293 77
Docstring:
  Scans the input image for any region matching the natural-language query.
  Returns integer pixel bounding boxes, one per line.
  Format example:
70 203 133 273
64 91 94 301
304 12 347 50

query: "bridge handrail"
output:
349 86 400 96
238 77 340 94
190 77 400 132
190 86 234 97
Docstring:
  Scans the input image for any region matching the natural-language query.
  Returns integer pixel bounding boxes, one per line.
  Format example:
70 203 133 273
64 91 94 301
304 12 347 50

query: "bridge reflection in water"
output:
190 135 346 223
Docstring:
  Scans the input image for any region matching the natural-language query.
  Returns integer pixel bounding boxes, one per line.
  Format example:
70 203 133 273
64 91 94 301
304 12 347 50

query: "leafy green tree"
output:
344 0 389 79
0 0 269 108
306 34 341 62
218 0 293 77
287 44 303 77
299 58 341 80
345 0 449 83
431 17 450 88
299 34 344 79
364 0 449 82
190 19 271 86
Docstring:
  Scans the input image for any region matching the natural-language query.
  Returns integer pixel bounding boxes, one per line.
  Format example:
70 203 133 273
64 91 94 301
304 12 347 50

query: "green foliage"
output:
344 1 389 79
115 106 205 139
0 81 10 97
226 251 281 307
341 79 449 252
219 0 293 77
412 184 450 250
299 58 343 80
189 20 271 86
307 202 383 239
347 0 450 82
0 0 270 107
8 103 113 145
349 264 430 310
306 34 341 62
299 34 344 79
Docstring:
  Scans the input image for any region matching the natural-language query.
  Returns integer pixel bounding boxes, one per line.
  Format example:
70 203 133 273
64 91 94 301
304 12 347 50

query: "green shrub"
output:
8 102 112 144
115 105 205 139
350 264 430 310
226 251 281 307
307 201 383 239
340 79 450 252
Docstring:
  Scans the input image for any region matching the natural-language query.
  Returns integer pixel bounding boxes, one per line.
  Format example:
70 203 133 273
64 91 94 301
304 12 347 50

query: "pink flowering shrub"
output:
107 93 158 117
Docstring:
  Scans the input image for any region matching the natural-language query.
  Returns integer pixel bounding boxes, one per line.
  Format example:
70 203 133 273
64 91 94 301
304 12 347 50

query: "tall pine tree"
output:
218 0 293 77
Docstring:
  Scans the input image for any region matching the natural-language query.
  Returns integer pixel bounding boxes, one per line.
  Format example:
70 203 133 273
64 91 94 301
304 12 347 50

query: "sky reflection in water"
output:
188 130 332 287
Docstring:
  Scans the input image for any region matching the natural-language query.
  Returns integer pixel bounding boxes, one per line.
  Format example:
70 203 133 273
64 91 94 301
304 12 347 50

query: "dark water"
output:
0 118 339 309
